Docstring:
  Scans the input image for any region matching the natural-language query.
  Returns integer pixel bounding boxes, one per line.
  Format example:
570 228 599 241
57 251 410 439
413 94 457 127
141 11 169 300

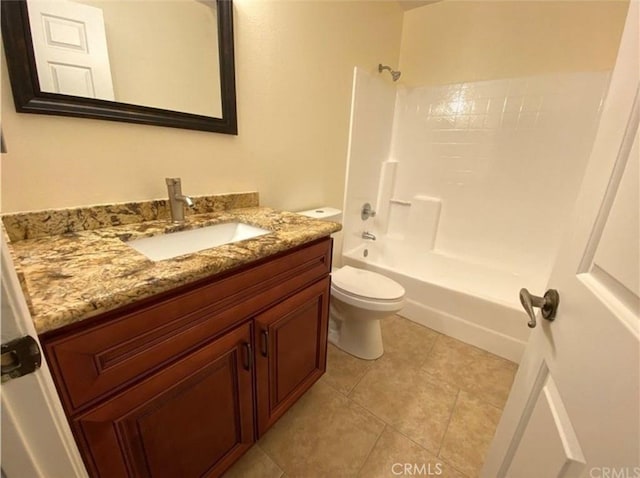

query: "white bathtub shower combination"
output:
342 240 532 362
342 67 610 362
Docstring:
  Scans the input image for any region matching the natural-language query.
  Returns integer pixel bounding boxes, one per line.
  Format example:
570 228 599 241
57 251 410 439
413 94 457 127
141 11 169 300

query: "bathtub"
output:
342 238 537 363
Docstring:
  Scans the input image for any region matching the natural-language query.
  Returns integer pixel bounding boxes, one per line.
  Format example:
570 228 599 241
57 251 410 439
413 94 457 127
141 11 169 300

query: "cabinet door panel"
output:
255 279 330 436
274 299 323 403
75 323 254 478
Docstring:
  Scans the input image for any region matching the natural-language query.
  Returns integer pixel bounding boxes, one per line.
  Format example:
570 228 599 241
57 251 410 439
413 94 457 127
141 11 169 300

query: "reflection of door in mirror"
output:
27 0 115 100
26 0 222 118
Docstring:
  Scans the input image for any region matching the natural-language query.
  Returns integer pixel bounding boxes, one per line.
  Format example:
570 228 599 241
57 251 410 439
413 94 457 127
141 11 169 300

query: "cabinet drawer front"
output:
74 323 254 478
44 238 331 414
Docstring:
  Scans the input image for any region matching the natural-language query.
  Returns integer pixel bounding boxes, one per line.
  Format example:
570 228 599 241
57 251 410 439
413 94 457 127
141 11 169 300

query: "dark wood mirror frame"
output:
1 0 237 134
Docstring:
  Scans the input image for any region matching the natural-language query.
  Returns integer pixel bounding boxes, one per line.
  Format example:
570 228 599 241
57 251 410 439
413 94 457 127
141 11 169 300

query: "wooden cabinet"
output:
74 324 255 478
40 238 332 478
255 279 330 436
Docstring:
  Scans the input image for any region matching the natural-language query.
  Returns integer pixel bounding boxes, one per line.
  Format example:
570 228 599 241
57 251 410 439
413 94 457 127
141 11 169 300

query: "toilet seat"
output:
332 266 405 300
331 266 405 312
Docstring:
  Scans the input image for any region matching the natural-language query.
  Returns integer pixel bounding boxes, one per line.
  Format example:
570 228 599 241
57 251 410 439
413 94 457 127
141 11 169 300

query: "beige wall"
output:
1 0 403 213
399 0 628 87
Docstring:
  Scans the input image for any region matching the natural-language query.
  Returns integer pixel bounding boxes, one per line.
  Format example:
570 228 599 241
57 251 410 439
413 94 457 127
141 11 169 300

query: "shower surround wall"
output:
389 72 610 281
342 67 396 251
342 67 610 360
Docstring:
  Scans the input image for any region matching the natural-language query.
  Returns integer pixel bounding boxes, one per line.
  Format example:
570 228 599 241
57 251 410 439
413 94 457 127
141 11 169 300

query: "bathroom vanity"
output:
2 193 340 478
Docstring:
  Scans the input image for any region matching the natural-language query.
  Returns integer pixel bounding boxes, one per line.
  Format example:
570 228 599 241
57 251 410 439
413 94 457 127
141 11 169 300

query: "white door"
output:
27 0 115 100
1 233 88 478
482 4 639 478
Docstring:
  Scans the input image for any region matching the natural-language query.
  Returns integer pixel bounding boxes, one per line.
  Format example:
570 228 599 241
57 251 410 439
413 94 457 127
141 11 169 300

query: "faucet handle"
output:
361 203 376 221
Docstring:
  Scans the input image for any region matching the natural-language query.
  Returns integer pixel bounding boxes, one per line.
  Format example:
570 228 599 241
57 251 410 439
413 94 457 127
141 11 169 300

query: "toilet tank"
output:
297 207 343 267
296 207 342 223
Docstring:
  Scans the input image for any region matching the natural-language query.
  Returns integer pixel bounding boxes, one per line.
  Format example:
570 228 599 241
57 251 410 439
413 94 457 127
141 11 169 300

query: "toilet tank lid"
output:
297 207 342 220
332 266 405 300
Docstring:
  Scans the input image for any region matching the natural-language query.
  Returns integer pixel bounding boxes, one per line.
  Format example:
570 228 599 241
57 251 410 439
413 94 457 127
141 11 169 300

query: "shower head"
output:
378 64 401 82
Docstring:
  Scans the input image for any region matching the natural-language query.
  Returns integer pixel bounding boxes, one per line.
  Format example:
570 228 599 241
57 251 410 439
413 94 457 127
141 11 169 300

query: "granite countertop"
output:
3 193 340 335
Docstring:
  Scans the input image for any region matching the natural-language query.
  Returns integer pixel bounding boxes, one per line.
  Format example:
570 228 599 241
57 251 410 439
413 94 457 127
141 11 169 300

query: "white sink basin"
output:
125 222 271 261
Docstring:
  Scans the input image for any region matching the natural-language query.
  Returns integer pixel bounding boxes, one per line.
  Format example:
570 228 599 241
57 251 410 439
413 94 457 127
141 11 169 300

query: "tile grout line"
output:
418 333 442 376
354 424 388 477
255 443 287 478
424 331 442 357
419 364 510 411
320 375 351 398
381 423 472 478
345 357 461 466
438 457 471 478
346 390 393 439
386 423 440 458
436 387 461 458
346 363 376 398
321 354 374 398
417 332 516 411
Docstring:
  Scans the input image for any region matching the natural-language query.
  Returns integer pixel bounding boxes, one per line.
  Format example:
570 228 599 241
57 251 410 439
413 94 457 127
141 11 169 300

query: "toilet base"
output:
330 317 383 360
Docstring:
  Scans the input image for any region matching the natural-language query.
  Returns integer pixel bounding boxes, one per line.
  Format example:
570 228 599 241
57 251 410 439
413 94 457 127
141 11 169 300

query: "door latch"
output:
1 335 41 383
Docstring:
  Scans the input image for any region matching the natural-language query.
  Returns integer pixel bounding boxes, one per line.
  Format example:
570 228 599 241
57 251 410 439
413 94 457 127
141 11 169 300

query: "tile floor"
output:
223 315 518 478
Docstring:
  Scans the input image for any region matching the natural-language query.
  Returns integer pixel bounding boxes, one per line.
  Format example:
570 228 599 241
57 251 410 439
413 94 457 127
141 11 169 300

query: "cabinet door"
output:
74 323 254 478
255 279 330 436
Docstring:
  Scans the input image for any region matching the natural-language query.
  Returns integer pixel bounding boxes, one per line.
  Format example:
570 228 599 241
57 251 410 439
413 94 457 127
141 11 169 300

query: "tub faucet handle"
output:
519 288 560 328
362 231 376 241
361 203 376 221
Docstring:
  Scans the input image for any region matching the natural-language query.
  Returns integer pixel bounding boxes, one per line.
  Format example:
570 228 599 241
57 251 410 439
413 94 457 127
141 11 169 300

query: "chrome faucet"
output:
165 177 194 223
362 231 376 241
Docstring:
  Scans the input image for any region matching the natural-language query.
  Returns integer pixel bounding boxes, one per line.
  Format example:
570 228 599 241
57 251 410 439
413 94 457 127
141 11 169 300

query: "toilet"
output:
297 207 405 360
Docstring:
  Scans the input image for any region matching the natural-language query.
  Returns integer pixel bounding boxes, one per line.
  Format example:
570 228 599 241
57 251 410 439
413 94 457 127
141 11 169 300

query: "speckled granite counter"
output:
3 193 340 335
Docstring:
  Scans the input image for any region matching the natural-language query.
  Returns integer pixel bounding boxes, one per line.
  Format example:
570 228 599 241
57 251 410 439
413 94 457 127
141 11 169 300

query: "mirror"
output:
1 0 237 134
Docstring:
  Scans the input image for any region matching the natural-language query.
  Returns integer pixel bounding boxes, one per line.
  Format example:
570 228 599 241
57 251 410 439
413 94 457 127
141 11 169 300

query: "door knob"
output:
519 288 560 328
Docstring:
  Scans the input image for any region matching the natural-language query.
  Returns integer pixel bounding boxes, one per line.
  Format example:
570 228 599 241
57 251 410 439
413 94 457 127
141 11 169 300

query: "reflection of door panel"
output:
27 0 114 100
483 4 639 477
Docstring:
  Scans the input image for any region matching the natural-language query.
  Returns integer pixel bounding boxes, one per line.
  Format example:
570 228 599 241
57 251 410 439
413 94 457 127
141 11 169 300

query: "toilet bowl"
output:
329 265 405 359
296 205 405 360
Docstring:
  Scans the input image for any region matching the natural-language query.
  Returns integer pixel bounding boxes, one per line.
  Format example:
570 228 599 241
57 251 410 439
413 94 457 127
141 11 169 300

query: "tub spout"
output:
362 231 376 241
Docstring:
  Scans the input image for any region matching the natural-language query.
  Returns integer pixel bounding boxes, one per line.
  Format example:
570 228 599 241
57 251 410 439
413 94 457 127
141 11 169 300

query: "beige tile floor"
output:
223 315 518 478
